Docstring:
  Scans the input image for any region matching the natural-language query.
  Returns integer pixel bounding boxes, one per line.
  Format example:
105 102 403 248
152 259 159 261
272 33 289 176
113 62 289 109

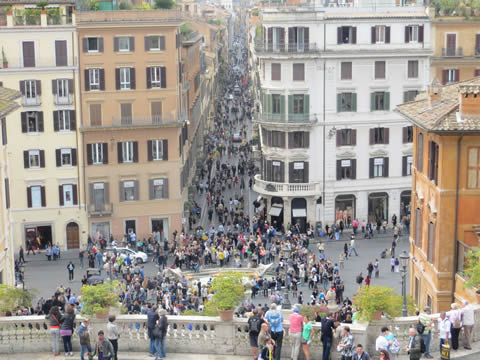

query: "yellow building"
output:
397 78 480 311
0 1 87 251
0 85 21 285
430 9 480 85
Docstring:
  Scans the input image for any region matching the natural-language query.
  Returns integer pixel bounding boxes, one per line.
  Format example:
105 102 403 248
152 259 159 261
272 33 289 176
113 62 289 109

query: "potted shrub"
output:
0 285 35 316
462 247 480 302
211 271 244 321
81 281 122 319
6 6 12 15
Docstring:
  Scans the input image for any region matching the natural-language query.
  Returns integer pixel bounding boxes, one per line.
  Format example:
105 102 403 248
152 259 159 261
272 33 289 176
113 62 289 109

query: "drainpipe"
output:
322 22 326 224
72 30 82 212
452 134 464 303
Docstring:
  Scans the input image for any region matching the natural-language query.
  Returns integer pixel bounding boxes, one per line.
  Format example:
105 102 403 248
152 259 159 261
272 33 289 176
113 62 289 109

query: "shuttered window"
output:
415 208 422 248
90 104 102 126
427 222 435 263
288 131 309 149
417 133 424 172
149 178 169 200
292 63 305 81
408 60 419 79
340 62 352 80
120 180 139 201
336 159 357 180
22 41 35 67
336 129 357 146
289 161 309 183
374 61 386 79
428 140 439 184
271 63 281 81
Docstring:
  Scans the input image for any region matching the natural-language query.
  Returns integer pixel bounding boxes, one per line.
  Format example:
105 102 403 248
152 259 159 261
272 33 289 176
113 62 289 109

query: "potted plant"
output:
80 281 122 319
36 2 49 14
211 271 244 321
6 6 12 15
462 247 480 302
0 285 35 316
2 47 7 69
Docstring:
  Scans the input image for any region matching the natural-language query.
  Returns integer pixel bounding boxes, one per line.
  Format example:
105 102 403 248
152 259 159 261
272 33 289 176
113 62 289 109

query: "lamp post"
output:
19 264 25 290
282 247 292 310
399 250 410 317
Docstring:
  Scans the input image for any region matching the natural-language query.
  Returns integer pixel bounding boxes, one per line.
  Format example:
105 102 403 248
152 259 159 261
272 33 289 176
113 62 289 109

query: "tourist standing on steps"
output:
107 315 120 360
418 306 433 358
248 309 263 360
92 330 114 360
67 261 75 281
46 305 61 356
438 312 451 353
461 300 474 350
264 303 284 360
321 312 335 360
147 305 159 357
79 319 92 360
405 328 422 360
154 309 168 360
289 306 303 360
60 304 75 356
302 315 314 360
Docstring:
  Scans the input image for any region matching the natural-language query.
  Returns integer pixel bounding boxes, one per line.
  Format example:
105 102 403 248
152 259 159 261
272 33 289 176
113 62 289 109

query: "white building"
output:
250 0 430 232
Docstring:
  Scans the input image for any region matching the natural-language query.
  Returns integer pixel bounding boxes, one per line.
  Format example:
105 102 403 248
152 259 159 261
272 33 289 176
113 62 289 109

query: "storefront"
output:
291 198 307 233
335 195 355 227
368 192 389 223
25 224 52 249
269 197 284 230
91 222 110 240
400 190 412 219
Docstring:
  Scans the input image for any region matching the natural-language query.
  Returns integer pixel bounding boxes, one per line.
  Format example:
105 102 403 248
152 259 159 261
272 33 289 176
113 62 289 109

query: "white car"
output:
104 247 148 264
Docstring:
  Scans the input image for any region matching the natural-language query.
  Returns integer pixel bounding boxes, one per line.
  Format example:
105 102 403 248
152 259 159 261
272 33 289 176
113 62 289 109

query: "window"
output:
415 208 422 247
28 150 40 168
61 148 72 166
120 180 137 201
151 140 164 161
21 80 40 105
22 41 35 67
370 127 389 145
28 185 45 208
119 68 131 90
270 131 285 148
445 33 457 56
340 62 352 80
272 94 282 114
289 161 308 183
121 141 134 163
288 27 309 52
375 26 386 43
405 25 423 43
56 110 71 131
403 126 413 143
60 184 77 206
288 131 309 149
54 79 73 104
146 36 166 51
86 37 102 52
337 93 357 112
89 143 105 165
467 147 480 189
271 63 281 81
371 91 389 111
88 69 100 91
336 159 357 180
292 63 305 81
264 160 284 182
408 60 419 79
337 26 356 44
22 111 43 133
428 140 439 184
404 90 419 102
293 95 305 114
90 104 102 126
148 66 166 89
370 157 389 178
118 37 131 52
150 178 169 200
151 101 162 123
336 129 356 146
402 155 413 176
120 103 132 125
417 133 424 172
4 178 9 209
374 61 386 80
444 69 459 84
55 40 68 67
427 222 435 263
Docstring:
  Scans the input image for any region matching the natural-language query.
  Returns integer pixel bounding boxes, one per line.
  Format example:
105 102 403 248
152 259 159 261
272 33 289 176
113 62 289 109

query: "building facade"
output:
0 1 87 251
397 78 480 312
251 1 430 231
77 10 192 243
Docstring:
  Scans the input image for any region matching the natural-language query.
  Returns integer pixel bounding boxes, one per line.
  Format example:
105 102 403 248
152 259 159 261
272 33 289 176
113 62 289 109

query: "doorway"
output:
66 222 79 249
291 198 307 233
125 219 136 235
400 190 412 219
368 192 389 223
92 222 110 240
270 197 284 231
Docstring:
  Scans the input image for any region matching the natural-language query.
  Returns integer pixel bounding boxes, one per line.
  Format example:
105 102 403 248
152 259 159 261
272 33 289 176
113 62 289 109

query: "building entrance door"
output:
66 222 79 249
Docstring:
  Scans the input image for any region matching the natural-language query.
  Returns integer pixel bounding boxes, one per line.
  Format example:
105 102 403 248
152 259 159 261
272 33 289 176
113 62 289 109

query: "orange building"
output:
397 78 480 312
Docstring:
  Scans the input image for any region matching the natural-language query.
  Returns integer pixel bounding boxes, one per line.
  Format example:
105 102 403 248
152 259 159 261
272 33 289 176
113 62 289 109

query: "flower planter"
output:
371 311 382 321
95 311 109 319
218 309 234 321
6 11 12 15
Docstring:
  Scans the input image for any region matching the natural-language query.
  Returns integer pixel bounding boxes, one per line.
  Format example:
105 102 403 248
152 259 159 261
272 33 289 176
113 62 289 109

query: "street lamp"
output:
399 250 410 317
19 264 25 290
281 247 292 310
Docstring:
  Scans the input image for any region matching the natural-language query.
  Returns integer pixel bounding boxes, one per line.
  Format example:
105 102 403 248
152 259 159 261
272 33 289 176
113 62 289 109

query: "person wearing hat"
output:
418 306 433 358
289 305 303 360
92 330 114 360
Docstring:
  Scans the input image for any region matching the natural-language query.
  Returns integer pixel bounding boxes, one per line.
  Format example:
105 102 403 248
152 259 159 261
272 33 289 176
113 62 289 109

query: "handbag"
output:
60 329 73 336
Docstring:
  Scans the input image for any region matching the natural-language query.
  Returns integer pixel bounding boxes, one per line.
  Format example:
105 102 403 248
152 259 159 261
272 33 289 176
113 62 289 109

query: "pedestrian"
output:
92 330 114 360
379 350 390 360
257 323 270 350
96 251 103 270
405 328 422 360
447 303 462 350
367 262 374 278
461 300 474 350
391 238 396 257
418 306 433 358
321 313 334 360
79 250 85 269
352 344 371 360
376 327 399 360
364 275 371 287
355 273 364 290
374 259 380 278
67 261 75 281
79 318 92 360
248 309 263 360
301 315 313 360
394 258 400 273
264 303 284 360
289 306 303 360
338 326 354 360
19 246 25 263
60 304 75 356
390 257 395 272
438 312 451 353
259 338 274 360
107 315 120 360
348 236 358 257
147 305 159 357
153 309 168 360
46 305 61 356
343 243 348 259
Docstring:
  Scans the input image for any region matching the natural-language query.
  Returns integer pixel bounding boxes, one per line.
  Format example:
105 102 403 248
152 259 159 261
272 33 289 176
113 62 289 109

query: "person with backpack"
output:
79 318 92 360
406 328 423 360
46 305 62 356
67 261 75 281
248 309 264 360
418 306 434 358
152 309 168 360
264 303 284 360
379 327 399 360
289 306 303 360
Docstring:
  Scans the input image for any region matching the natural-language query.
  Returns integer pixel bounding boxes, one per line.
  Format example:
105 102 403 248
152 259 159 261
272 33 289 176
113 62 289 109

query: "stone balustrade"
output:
0 305 479 359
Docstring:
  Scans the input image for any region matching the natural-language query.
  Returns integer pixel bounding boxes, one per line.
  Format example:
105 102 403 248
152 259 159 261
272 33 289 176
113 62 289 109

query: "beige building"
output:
0 85 21 285
0 1 87 251
77 10 201 243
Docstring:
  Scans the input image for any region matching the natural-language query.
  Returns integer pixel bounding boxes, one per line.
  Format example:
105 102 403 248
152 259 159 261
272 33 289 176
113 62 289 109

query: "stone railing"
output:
1 305 479 358
253 174 322 197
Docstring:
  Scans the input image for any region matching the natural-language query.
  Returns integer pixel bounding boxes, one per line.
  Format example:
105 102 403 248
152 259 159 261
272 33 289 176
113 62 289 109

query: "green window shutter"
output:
267 94 272 114
370 92 375 112
280 95 285 117
261 93 265 112
337 93 342 112
385 92 390 110
352 93 357 112
288 95 294 116
403 91 408 103
304 94 309 115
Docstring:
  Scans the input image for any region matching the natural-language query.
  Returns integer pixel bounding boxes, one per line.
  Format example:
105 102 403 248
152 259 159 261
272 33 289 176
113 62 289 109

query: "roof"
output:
396 77 480 133
0 86 21 118
0 0 74 4
324 11 428 20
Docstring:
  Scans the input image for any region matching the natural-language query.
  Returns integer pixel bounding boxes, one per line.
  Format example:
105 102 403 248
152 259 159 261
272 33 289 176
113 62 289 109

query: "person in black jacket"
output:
60 304 76 356
147 305 159 357
321 313 335 360
153 309 168 360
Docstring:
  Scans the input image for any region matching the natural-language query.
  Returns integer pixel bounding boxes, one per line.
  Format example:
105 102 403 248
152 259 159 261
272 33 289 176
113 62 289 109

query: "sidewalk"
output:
0 353 251 360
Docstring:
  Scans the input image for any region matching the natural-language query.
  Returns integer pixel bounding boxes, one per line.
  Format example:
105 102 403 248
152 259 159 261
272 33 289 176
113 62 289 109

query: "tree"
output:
154 0 174 9
0 285 35 313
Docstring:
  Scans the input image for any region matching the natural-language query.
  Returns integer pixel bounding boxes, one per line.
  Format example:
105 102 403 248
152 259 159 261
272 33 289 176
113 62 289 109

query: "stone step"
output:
0 353 251 360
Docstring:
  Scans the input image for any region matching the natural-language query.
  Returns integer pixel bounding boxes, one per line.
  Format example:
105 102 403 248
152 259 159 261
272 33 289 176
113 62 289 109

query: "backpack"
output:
389 338 401 354
420 337 426 353
249 316 262 333
416 320 425 335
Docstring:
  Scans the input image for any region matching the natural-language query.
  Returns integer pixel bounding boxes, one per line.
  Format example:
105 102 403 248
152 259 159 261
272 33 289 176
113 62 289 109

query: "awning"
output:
292 208 307 217
269 206 283 217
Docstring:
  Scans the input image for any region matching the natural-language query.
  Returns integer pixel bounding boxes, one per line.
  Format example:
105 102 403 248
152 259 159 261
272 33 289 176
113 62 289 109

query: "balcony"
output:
82 114 182 130
54 94 73 105
254 42 320 54
88 203 113 217
22 96 41 107
441 47 463 57
253 174 321 197
256 113 317 125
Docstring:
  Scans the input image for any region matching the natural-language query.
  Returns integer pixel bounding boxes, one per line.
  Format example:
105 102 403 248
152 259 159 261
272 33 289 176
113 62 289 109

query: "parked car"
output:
103 247 148 264
232 133 243 142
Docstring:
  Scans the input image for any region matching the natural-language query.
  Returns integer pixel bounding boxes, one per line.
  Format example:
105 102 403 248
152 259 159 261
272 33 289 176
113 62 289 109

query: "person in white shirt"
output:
461 300 475 350
438 312 451 352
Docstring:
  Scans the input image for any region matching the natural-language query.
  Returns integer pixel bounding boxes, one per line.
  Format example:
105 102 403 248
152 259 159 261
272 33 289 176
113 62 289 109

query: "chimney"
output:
459 84 480 116
427 79 442 106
